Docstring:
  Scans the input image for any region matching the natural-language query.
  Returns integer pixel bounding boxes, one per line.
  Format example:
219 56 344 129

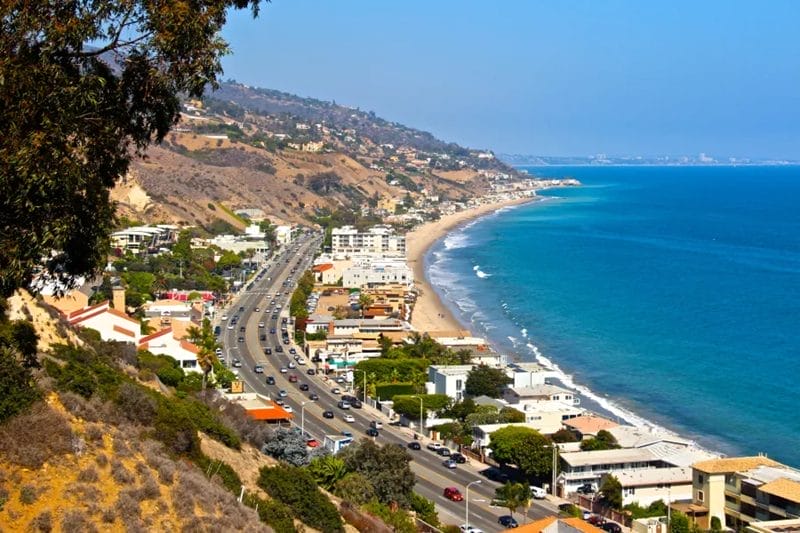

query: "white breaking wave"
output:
520 328 528 338
443 231 471 250
475 269 490 278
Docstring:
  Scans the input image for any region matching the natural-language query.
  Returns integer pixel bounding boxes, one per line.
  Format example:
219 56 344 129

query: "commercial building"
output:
110 225 178 255
331 225 406 257
342 257 413 288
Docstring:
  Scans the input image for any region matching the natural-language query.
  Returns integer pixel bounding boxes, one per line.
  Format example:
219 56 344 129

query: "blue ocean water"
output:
426 166 800 465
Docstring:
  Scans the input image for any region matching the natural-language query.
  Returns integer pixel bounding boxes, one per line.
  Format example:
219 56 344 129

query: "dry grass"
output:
0 402 74 468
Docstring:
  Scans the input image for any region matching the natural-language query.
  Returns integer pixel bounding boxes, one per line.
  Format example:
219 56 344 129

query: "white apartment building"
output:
110 225 178 255
207 224 269 255
502 384 584 424
342 258 413 288
331 225 406 257
505 361 552 389
275 225 293 246
426 364 475 401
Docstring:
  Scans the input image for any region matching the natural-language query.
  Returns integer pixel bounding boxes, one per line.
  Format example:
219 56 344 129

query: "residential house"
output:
426 364 475 401
224 393 292 423
514 516 603 533
342 257 413 288
690 455 800 530
312 263 338 285
613 466 694 506
138 328 201 372
563 414 620 440
474 418 565 448
505 361 552 389
502 384 583 423
110 225 178 255
66 300 142 344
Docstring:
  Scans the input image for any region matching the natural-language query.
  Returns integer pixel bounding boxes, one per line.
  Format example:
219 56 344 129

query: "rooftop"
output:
563 414 619 435
614 467 693 487
508 384 573 397
693 456 780 474
758 478 800 504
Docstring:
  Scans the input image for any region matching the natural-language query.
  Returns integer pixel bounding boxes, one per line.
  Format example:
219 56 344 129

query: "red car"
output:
306 439 319 448
443 487 463 502
288 374 298 383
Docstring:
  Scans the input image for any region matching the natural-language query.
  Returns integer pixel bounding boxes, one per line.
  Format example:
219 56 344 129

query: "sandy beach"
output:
407 196 539 333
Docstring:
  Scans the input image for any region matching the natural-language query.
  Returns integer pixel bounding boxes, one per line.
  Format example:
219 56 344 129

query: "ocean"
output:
426 165 800 466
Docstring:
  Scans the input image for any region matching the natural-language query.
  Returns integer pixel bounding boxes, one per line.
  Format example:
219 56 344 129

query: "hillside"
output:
118 81 523 228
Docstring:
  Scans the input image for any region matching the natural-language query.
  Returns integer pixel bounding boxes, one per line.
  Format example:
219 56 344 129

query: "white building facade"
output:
331 225 406 257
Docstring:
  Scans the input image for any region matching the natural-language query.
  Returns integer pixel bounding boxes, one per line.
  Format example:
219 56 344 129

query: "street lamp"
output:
550 444 559 496
301 401 307 436
466 480 482 530
354 369 368 403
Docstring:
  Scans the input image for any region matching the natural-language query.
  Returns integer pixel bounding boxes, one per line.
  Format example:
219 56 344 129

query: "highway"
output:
218 232 561 532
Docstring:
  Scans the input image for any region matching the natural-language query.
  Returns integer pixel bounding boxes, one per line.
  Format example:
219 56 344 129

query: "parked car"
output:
283 405 293 413
442 459 457 469
443 487 463 502
370 420 383 430
437 447 451 457
498 515 519 528
587 515 605 526
426 442 442 451
331 387 341 394
530 485 547 499
481 468 509 483
278 390 288 398
288 362 296 369
451 453 467 464
577 483 596 495
306 439 319 448
602 523 622 533
322 410 334 419
408 441 421 450
306 369 316 376
366 428 379 437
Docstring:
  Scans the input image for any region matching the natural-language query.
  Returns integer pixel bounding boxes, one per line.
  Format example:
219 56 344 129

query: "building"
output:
275 225 293 246
331 225 406 257
426 364 475 401
66 300 141 344
312 263 338 285
110 225 178 255
138 328 202 372
474 419 565 448
224 392 293 423
502 385 583 423
614 466 694 506
563 415 620 440
690 456 800 530
342 258 413 288
514 516 603 533
506 362 552 389
331 318 406 336
207 224 269 255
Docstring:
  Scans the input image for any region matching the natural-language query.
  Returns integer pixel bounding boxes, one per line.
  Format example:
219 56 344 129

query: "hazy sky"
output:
221 1 800 159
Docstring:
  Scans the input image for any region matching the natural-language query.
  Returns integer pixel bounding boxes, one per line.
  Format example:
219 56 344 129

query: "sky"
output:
221 1 800 159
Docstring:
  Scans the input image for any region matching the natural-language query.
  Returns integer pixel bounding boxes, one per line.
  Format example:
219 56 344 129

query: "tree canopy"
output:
464 364 512 398
0 0 264 296
489 425 554 479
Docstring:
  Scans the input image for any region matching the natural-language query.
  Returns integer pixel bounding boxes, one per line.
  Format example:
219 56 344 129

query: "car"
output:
481 468 510 483
299 383 309 391
266 376 276 385
437 447 451 457
274 399 284 406
331 387 341 394
258 321 265 328
278 390 288 398
306 439 319 448
232 359 242 368
322 410 334 419
296 358 306 365
335 376 345 384
221 314 229 321
275 346 283 353
272 314 278 320
255 308 260 313
530 485 547 499
577 483 596 495
288 362 296 369
270 328 276 334
264 347 272 355
427 442 442 451
366 428 379 437
289 348 297 355
343 414 355 423
239 326 245 332
582 511 592 520
283 338 290 345
253 364 264 374
587 515 606 526
309 393 319 401
259 334 266 341
370 420 383 430
498 515 519 528
459 527 484 533
408 441 421 450
227 324 234 330
283 405 293 413
443 487 463 502
306 369 316 376
602 523 622 533
442 459 457 469
237 336 244 343
238 306 244 312
451 453 467 464
279 367 288 373
337 400 351 409
341 430 353 437
288 375 298 383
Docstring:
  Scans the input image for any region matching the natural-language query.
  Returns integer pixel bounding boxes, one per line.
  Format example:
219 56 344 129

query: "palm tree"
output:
495 482 530 521
308 455 347 491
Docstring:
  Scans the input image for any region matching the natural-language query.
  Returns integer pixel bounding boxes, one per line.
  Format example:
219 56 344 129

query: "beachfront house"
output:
562 414 620 440
505 361 552 389
689 456 800 531
426 364 475 401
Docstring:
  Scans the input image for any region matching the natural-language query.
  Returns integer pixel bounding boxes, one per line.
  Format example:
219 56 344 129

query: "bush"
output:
362 501 416 533
28 510 53 532
195 454 242 495
114 382 157 425
19 484 38 505
410 491 439 528
0 402 74 468
137 352 184 387
77 467 99 483
0 347 40 423
258 464 344 533
60 509 97 533
375 382 416 401
245 494 297 533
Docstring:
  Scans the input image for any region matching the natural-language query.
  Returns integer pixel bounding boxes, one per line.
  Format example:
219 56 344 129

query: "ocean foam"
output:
443 231 471 250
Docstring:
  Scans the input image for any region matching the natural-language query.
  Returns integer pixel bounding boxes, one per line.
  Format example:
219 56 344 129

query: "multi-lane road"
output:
218 232 560 532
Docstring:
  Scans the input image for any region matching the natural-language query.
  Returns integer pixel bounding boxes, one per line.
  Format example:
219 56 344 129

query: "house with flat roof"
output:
331 225 405 257
425 364 475 401
690 455 800 531
613 466 694 506
223 393 293 423
505 361 552 389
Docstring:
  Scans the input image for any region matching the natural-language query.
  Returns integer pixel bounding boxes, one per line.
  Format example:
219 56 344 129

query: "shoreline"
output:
407 195 540 333
406 190 721 456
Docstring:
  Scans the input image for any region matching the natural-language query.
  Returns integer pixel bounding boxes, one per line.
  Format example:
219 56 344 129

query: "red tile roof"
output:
313 263 334 272
138 328 173 345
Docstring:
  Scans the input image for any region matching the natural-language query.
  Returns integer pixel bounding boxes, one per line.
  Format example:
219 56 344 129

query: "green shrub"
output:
0 347 40 423
409 492 439 528
258 464 343 533
244 494 297 533
57 361 98 398
362 501 416 533
138 351 185 387
374 382 415 401
195 455 242 494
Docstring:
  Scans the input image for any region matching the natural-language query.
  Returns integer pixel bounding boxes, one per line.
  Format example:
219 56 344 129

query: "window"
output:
698 474 705 485
697 490 704 502
456 379 463 390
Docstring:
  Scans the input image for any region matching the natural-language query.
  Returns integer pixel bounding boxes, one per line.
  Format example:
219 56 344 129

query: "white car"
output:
296 358 306 365
331 387 341 394
343 414 355 423
283 406 293 413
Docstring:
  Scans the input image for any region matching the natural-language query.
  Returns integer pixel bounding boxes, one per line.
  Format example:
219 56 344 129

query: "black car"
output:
237 336 244 343
322 410 334 419
283 338 290 345
349 399 362 409
266 376 276 385
309 393 319 401
407 441 421 450
271 314 278 320
451 452 467 464
499 515 519 528
366 428 379 437
482 467 510 483
260 334 266 341
437 447 451 457
299 383 309 391
275 346 283 353
270 328 276 334
602 523 622 533
306 369 315 375
239 326 245 332
264 347 272 355
577 483 595 494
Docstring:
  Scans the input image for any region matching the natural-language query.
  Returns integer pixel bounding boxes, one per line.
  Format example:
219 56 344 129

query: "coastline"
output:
407 195 539 333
